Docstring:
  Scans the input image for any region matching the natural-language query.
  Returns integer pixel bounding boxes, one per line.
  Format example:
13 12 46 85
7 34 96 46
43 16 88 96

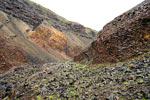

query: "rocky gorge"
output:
0 0 150 100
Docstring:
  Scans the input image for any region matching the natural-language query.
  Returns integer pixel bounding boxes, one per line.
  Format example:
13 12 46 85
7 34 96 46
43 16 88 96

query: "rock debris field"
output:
0 53 150 100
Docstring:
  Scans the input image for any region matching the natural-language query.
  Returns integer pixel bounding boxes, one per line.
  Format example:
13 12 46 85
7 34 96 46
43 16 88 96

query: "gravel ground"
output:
0 54 150 100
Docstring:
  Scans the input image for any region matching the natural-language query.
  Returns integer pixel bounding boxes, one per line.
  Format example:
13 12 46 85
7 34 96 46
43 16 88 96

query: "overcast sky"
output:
31 0 143 31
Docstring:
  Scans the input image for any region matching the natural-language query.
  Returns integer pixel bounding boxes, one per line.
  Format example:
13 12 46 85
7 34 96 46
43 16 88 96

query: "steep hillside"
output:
0 11 56 64
0 0 97 73
74 1 150 64
0 0 96 38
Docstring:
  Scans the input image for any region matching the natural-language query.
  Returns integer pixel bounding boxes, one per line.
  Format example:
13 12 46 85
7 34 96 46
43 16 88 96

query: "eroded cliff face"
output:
74 1 150 64
28 24 67 52
27 24 81 60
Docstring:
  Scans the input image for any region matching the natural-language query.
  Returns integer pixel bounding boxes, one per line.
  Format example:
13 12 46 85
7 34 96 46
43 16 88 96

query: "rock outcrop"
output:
74 1 150 64
27 24 82 59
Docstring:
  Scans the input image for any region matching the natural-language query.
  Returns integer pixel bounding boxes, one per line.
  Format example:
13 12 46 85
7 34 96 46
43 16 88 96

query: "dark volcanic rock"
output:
0 0 44 28
71 23 85 34
0 24 3 28
74 1 150 64
0 0 96 37
0 53 150 99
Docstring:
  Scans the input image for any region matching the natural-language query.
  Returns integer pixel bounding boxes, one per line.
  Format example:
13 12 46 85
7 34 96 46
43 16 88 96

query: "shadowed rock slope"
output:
74 1 150 64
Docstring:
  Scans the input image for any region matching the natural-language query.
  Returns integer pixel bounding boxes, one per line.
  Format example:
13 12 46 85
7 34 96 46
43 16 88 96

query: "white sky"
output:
31 0 143 31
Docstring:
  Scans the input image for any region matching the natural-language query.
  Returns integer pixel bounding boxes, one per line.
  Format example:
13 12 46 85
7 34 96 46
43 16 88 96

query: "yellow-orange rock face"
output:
28 24 67 51
27 24 81 59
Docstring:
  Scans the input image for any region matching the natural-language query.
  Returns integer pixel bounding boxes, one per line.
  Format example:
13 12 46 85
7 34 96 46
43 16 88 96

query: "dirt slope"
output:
0 11 56 63
0 35 27 74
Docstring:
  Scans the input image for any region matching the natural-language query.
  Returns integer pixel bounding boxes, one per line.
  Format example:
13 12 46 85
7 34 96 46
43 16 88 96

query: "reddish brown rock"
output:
74 1 150 64
0 35 27 74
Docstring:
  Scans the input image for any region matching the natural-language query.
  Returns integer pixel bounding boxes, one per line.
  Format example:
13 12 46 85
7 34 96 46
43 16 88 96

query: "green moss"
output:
2 96 10 100
37 96 43 100
96 83 101 88
138 78 144 83
66 88 78 96
143 49 150 52
42 78 47 82
148 93 150 98
141 98 148 100
29 0 47 10
85 28 92 35
48 95 54 99
75 63 87 69
81 65 87 69
72 67 79 70
123 81 129 85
